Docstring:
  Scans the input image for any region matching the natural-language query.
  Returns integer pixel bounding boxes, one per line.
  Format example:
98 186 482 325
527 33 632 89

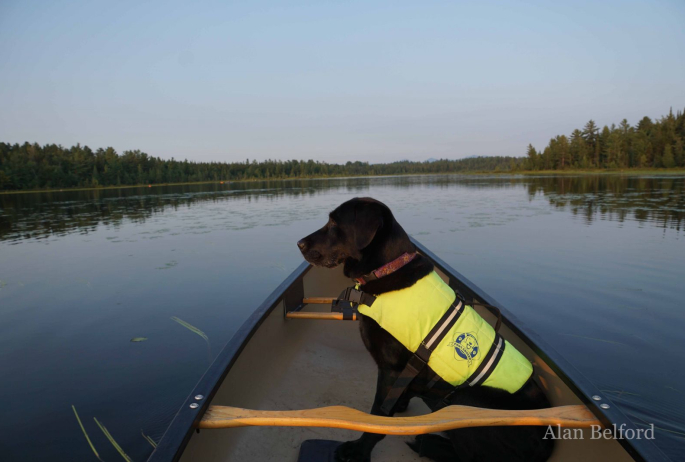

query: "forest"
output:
525 108 685 170
0 145 521 191
1 108 683 191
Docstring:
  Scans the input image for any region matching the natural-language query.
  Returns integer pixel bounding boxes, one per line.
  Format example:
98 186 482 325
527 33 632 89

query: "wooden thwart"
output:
287 297 358 320
286 312 358 321
302 297 336 304
199 404 601 435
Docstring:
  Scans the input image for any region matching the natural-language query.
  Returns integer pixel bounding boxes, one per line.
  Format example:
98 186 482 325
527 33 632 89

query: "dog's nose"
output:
297 239 308 251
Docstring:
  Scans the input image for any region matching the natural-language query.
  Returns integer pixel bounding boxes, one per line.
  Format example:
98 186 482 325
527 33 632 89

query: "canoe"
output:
148 239 670 462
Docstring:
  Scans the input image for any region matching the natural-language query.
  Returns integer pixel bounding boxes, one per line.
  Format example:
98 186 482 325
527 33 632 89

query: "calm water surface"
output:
1 174 684 461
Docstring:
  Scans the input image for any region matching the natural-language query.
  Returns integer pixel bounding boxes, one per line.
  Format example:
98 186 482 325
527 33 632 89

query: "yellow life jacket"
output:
357 271 532 394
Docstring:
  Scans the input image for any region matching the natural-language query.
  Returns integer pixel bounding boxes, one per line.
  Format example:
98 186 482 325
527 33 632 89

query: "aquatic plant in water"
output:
141 430 157 448
72 405 102 461
171 316 212 362
156 260 178 270
94 417 133 462
170 317 208 341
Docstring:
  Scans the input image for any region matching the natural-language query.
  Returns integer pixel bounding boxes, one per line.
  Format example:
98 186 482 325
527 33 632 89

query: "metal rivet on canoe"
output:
592 395 602 401
600 403 610 409
189 403 199 409
195 394 204 400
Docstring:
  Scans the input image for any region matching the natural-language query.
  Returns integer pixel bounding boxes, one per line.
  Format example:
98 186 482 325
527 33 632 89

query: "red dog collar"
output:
354 252 417 285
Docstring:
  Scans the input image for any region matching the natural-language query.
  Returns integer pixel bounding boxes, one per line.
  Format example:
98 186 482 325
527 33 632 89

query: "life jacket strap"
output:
380 300 465 415
335 287 377 307
424 369 442 392
331 287 377 320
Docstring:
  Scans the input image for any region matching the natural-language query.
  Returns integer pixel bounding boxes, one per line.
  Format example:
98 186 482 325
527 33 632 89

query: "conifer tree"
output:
674 137 684 167
662 145 676 168
526 144 538 170
582 120 600 166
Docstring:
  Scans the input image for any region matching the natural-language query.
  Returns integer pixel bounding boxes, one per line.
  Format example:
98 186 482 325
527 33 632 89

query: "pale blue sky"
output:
1 0 684 163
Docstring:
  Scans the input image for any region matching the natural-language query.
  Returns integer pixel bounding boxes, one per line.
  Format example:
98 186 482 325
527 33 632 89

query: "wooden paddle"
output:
199 404 601 434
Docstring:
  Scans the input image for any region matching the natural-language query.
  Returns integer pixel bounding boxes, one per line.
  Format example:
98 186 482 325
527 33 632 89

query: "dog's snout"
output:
297 239 308 251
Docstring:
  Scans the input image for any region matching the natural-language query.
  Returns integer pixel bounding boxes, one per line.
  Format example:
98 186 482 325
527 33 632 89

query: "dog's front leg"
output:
334 367 407 462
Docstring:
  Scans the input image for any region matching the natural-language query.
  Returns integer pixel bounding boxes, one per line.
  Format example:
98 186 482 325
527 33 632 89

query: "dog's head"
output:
297 197 391 268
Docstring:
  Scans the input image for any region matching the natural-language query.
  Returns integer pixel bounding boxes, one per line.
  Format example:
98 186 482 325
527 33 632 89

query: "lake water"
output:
1 174 684 461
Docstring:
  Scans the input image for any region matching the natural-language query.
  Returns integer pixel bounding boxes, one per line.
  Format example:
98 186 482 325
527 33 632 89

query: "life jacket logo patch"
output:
449 332 479 365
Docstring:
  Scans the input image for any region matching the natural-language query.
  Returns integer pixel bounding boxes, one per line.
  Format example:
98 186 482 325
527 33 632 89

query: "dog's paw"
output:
334 440 371 462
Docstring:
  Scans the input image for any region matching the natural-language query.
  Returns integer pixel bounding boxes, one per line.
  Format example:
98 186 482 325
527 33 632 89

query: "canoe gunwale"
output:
148 240 671 462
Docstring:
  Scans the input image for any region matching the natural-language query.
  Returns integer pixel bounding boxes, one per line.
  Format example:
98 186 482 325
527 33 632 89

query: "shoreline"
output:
2 168 684 195
516 168 685 176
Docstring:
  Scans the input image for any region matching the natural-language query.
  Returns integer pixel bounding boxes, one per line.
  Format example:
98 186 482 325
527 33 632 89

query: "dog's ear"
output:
353 202 384 250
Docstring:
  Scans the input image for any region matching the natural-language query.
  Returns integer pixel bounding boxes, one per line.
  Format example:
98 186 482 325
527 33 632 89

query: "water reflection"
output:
525 175 685 230
2 174 683 243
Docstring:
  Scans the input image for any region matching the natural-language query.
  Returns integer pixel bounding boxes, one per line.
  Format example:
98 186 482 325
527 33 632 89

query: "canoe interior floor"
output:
182 299 425 461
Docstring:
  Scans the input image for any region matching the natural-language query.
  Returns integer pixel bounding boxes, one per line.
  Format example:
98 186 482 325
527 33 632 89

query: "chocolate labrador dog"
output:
297 197 553 462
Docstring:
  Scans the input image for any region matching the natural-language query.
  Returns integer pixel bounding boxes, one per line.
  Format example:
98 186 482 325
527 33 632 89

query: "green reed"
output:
141 430 157 448
72 405 102 461
171 316 212 362
94 417 133 462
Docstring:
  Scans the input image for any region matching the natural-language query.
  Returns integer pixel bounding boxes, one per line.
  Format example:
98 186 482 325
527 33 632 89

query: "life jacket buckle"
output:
329 288 359 321
347 288 363 304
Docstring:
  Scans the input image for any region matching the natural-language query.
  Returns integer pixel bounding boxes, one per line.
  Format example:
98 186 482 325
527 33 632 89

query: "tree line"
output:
0 143 521 191
525 108 685 170
1 107 683 191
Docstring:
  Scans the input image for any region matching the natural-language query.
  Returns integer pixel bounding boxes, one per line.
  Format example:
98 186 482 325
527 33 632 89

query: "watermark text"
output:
543 424 654 440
